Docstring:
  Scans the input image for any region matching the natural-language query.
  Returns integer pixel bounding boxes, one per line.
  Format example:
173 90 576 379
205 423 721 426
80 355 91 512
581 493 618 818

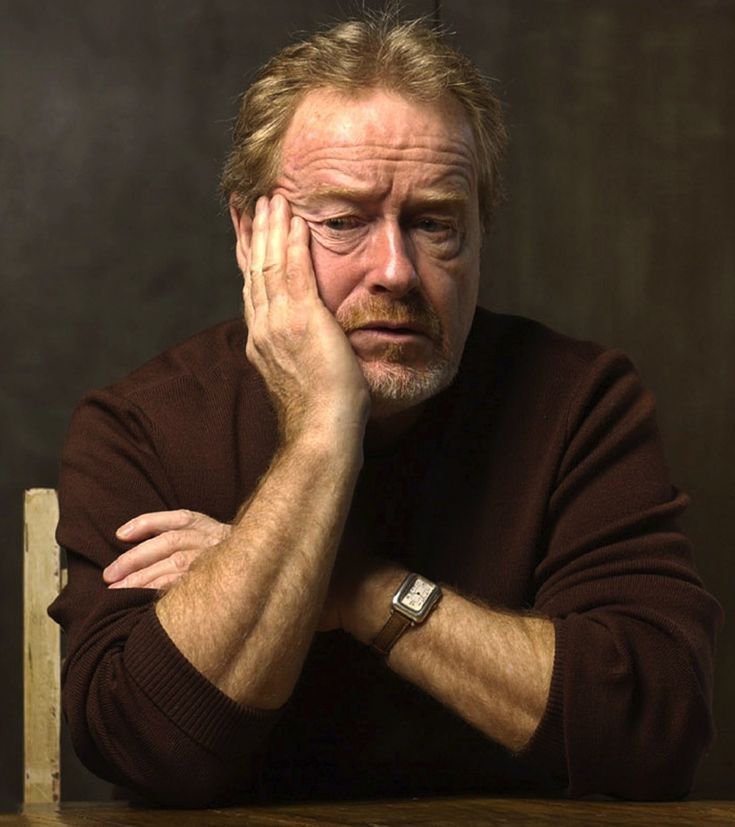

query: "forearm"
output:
392 594 554 752
345 566 555 751
156 431 363 708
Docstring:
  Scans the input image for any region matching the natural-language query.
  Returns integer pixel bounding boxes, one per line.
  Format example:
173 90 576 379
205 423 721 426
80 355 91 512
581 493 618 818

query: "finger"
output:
105 528 206 583
105 535 178 583
230 202 256 328
241 245 256 329
262 194 292 303
108 548 195 589
248 196 269 309
287 216 318 299
116 509 196 542
231 201 252 277
242 267 255 330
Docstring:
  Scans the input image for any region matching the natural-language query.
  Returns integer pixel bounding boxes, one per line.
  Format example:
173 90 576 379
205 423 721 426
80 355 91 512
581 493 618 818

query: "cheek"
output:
421 251 480 331
309 241 361 314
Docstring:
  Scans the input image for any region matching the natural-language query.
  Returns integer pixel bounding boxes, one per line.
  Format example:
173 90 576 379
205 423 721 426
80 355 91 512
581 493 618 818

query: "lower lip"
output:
349 328 429 346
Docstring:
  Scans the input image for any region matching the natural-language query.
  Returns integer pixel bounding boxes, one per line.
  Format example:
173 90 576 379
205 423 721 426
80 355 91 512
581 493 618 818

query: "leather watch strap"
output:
371 611 413 656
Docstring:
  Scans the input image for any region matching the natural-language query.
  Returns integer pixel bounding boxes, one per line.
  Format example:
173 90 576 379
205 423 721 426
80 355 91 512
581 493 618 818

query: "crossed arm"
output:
57 194 718 801
105 508 554 751
102 193 555 749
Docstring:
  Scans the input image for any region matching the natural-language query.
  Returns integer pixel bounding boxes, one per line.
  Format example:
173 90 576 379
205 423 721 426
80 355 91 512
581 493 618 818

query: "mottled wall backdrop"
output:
1 0 732 809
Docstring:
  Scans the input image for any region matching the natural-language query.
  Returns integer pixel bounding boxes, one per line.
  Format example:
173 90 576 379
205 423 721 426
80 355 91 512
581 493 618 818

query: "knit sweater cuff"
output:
518 617 567 776
123 607 280 759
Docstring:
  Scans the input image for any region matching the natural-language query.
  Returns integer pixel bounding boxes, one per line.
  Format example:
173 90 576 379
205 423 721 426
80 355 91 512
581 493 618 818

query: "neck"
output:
364 401 426 453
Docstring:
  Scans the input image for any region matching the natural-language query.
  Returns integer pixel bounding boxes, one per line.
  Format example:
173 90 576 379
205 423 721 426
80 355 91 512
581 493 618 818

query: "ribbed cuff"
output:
123 608 280 759
518 617 567 775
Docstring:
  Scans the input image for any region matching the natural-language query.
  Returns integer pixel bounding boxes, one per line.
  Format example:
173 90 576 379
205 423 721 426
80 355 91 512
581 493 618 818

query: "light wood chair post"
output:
23 488 62 805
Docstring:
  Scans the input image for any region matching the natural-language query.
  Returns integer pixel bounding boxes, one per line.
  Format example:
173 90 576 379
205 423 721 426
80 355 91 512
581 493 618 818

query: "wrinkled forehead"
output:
278 87 479 189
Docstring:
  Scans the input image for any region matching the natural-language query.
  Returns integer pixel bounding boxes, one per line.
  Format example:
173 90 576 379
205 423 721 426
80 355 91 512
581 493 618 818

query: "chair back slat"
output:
23 488 62 805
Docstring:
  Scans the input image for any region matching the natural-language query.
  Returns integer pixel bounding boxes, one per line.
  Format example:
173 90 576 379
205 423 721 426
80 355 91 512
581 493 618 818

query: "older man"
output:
51 15 720 807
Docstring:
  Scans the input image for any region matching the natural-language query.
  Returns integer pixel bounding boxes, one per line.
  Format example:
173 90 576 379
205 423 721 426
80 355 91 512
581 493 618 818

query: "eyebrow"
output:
304 184 471 209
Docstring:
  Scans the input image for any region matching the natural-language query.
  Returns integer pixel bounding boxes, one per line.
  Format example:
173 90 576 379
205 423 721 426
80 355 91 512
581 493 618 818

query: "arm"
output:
110 522 554 750
336 350 721 798
530 352 722 797
153 435 361 708
51 194 371 803
105 347 720 799
338 560 555 752
153 194 369 709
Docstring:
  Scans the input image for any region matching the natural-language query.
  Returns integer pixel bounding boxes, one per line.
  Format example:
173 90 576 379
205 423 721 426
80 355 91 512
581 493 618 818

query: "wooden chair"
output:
23 488 64 805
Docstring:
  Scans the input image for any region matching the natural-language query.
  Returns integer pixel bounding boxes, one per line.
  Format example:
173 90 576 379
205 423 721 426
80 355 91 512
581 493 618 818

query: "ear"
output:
229 196 253 274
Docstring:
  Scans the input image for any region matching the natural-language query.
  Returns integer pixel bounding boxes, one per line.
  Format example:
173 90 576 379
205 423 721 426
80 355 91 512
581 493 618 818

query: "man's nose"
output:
365 221 419 296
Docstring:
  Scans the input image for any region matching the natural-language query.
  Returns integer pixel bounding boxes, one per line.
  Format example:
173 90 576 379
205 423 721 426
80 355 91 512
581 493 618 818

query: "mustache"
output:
336 295 443 341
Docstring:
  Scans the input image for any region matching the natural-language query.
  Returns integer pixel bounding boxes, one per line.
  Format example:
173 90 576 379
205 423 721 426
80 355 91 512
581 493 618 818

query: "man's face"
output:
272 87 482 416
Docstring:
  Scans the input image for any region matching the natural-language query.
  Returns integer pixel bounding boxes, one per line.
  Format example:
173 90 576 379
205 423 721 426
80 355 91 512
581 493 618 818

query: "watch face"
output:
394 574 441 621
402 577 435 611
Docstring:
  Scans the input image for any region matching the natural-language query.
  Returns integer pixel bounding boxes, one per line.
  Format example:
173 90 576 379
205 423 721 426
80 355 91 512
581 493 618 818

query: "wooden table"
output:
2 797 734 826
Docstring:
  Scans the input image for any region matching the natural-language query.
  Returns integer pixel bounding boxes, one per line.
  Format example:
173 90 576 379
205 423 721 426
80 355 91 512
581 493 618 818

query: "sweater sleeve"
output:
523 350 721 799
49 388 280 807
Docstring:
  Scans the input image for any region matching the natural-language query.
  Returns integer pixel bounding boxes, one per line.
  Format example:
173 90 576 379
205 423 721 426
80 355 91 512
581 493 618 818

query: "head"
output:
223 14 507 419
222 13 507 233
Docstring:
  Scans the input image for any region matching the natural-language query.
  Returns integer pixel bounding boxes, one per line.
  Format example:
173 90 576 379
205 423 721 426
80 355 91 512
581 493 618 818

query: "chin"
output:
361 358 458 418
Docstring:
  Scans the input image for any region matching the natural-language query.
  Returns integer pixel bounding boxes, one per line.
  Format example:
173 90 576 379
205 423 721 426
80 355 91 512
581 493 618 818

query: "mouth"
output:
351 320 429 337
347 323 433 357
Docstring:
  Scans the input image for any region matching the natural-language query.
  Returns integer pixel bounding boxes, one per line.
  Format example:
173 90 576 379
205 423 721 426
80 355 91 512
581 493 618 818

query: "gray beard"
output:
360 354 458 416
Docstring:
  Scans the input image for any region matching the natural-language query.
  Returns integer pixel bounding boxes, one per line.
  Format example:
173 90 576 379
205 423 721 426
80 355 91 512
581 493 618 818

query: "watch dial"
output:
402 577 433 611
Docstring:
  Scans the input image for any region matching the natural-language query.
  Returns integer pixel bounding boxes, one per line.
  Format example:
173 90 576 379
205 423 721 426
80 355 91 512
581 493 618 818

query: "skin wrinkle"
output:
300 183 472 207
279 162 474 201
278 177 474 221
104 87 555 753
270 89 481 415
282 132 478 165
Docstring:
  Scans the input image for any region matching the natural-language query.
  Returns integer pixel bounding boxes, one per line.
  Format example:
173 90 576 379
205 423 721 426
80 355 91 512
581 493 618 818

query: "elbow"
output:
62 679 258 808
66 710 252 807
560 614 718 801
570 675 715 800
130 766 250 809
621 703 713 800
613 743 706 801
618 661 715 800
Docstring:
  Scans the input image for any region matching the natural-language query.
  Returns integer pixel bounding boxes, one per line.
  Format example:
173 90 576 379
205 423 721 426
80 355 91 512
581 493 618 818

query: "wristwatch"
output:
371 572 442 656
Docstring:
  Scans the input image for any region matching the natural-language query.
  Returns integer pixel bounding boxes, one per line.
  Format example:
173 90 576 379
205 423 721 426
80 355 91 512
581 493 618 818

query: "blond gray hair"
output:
221 14 507 231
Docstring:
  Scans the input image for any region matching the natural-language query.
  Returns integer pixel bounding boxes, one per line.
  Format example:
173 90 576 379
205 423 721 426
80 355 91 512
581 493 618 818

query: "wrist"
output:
282 394 371 449
341 563 407 645
371 573 443 656
271 426 365 499
287 422 365 465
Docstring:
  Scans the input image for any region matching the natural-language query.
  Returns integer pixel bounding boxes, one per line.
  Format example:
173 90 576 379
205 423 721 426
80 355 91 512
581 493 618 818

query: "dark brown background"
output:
1 0 732 809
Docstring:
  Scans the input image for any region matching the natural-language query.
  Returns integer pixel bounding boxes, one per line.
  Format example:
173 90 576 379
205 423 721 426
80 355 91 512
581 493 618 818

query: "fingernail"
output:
117 523 133 537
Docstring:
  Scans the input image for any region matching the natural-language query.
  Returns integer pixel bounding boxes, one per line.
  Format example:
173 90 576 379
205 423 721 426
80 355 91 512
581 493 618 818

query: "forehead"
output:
277 87 478 195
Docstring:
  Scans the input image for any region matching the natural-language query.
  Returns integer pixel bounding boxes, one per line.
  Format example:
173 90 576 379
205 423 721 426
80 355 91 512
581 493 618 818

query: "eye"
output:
322 216 363 232
415 218 446 232
413 217 456 239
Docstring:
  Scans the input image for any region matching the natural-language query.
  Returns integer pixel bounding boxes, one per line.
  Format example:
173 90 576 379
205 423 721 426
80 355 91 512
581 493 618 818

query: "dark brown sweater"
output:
50 308 721 806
